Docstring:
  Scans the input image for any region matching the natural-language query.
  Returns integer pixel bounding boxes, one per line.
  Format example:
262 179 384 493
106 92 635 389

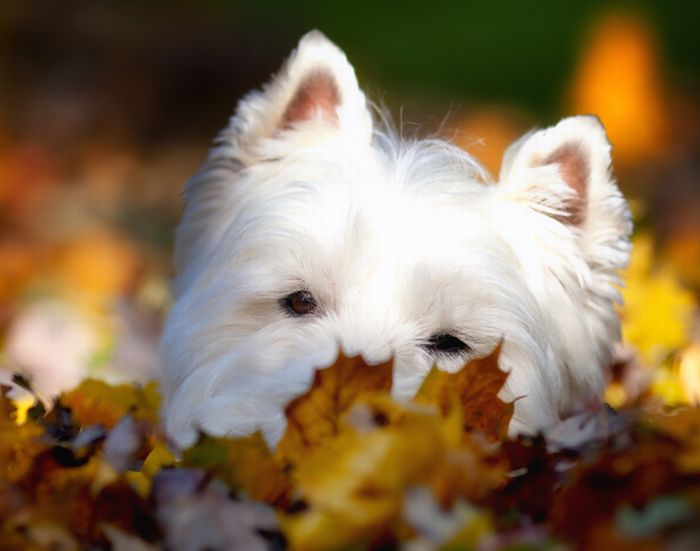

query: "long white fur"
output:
161 31 632 448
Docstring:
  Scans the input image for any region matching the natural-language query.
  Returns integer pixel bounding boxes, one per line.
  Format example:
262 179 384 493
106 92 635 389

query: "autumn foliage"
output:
1 7 700 550
1 345 699 550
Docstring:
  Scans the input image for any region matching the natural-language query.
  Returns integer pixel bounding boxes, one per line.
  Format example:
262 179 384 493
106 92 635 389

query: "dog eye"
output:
424 333 469 355
282 290 318 316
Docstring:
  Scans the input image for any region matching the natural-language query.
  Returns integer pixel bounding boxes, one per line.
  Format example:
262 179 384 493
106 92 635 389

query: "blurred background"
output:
1 0 699 406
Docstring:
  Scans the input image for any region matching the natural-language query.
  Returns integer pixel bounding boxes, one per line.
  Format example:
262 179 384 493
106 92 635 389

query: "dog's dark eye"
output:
424 333 469 355
282 290 318 316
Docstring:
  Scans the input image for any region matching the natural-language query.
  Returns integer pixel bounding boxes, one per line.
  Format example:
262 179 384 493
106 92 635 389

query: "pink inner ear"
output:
545 143 589 226
282 70 341 128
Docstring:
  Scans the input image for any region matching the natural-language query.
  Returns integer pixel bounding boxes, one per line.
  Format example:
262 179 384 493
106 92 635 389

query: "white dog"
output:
161 31 631 449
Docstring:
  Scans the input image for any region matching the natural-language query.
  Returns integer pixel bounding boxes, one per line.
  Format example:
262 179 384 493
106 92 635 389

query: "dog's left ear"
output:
497 116 631 249
224 30 373 163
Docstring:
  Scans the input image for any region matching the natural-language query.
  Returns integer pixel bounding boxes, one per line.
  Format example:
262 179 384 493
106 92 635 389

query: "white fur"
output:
161 31 632 448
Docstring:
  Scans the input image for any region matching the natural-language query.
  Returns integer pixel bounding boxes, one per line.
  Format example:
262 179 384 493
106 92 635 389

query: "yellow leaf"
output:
284 394 506 550
620 235 695 367
284 396 445 551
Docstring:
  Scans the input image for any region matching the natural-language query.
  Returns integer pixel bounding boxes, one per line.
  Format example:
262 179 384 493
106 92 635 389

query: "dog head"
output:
161 31 631 448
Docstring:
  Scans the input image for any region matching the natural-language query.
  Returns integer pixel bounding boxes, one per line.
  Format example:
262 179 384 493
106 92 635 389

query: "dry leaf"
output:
275 353 393 465
416 342 513 441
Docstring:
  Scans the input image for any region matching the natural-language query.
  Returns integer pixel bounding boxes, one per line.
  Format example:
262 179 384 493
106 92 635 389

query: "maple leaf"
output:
415 342 513 441
275 353 393 466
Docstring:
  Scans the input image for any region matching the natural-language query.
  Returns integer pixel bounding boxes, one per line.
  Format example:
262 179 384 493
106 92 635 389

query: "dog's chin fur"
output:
161 30 632 449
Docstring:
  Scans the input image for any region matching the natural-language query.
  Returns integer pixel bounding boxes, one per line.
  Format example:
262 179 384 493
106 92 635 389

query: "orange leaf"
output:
415 342 513 441
275 353 393 466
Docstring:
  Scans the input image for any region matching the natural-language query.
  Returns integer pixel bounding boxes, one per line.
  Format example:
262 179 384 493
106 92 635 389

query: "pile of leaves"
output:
2 347 700 551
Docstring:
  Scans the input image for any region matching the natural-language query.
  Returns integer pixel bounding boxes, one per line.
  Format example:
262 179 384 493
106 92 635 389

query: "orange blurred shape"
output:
453 108 529 178
0 242 43 305
0 144 61 215
53 231 141 301
568 12 667 165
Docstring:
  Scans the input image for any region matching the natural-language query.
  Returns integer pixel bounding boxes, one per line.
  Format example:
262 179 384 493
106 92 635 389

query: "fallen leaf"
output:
275 353 393 465
415 342 513 441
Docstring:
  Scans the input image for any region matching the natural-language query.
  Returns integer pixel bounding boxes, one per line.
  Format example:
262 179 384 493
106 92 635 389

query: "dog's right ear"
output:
222 30 373 164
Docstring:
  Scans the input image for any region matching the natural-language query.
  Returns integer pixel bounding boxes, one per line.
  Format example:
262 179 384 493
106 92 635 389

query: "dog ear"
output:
224 30 373 163
498 116 631 237
495 117 632 419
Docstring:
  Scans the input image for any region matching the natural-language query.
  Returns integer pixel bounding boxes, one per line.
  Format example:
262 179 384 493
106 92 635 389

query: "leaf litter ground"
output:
1 346 699 550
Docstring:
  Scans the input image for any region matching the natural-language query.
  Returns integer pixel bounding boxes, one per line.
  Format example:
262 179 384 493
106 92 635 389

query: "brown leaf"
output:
275 353 393 466
415 342 513 441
